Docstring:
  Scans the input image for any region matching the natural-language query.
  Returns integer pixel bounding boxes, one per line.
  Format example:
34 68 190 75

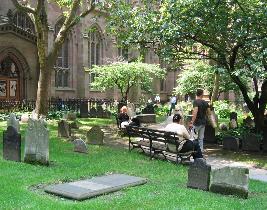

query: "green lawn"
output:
0 119 267 210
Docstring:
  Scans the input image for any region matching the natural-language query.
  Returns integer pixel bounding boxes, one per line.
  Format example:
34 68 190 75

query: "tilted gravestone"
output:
223 136 239 151
242 133 261 152
3 126 21 162
86 126 104 145
187 158 211 191
24 117 49 165
7 113 20 132
73 139 88 154
58 120 71 138
204 125 216 143
209 166 249 199
80 102 89 118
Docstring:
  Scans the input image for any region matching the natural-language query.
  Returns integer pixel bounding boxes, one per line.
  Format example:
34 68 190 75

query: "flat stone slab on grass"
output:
44 174 147 200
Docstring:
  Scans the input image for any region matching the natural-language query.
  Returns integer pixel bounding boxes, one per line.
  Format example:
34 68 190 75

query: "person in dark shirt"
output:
191 89 210 152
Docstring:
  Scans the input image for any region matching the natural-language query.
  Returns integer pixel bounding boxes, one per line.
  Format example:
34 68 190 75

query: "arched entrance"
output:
0 56 21 100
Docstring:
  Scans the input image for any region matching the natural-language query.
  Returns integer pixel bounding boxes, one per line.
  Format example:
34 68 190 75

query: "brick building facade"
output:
0 0 178 103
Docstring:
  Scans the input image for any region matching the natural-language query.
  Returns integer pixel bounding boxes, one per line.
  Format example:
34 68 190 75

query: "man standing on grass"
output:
191 89 210 152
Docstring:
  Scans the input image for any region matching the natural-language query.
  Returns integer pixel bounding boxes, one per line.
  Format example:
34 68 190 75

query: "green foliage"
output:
213 100 233 119
155 104 169 116
175 60 240 96
87 62 166 101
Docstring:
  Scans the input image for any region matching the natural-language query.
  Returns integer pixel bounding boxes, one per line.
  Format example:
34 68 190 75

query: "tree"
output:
107 0 267 132
175 60 242 101
87 62 166 101
11 0 95 116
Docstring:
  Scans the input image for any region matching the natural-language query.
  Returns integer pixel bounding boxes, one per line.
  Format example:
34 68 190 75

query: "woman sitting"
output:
118 106 130 128
164 113 203 159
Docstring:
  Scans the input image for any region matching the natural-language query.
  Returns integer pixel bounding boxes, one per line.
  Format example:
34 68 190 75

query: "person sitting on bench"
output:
118 106 130 128
164 113 203 159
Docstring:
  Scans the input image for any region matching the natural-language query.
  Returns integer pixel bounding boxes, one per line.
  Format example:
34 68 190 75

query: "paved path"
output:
102 125 267 183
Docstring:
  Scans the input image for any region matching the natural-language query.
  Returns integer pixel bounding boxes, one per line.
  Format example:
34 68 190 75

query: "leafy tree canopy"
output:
86 62 166 101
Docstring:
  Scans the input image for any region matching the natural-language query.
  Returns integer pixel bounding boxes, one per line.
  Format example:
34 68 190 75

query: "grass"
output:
0 119 267 209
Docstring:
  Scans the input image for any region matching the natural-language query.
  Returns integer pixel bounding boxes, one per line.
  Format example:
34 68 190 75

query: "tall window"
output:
13 11 35 34
54 19 70 88
88 28 103 85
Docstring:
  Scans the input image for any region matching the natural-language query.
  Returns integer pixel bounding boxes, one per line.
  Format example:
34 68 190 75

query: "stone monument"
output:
86 126 104 145
73 139 88 153
223 136 239 151
3 126 21 162
24 117 49 165
187 158 211 191
58 120 71 138
209 166 249 199
80 102 89 118
7 113 20 132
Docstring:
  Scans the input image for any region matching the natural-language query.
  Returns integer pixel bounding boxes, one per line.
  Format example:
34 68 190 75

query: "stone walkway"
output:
102 125 267 183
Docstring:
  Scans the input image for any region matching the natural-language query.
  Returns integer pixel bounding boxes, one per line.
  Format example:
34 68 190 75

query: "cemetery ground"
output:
0 119 267 209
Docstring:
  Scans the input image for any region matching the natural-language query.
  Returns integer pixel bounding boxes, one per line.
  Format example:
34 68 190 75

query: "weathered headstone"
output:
204 125 216 143
242 133 260 152
89 107 97 118
187 158 211 191
229 119 238 129
80 102 89 118
3 126 21 162
73 139 88 153
7 113 20 132
209 166 249 199
230 112 238 122
136 114 156 123
67 112 77 121
96 105 104 118
223 136 239 151
86 126 104 145
24 117 49 165
58 120 71 138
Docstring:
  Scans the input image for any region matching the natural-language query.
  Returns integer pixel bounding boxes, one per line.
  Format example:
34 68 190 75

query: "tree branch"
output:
11 0 36 14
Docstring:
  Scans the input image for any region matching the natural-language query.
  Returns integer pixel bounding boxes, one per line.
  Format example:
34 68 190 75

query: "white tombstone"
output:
24 117 49 165
7 113 20 132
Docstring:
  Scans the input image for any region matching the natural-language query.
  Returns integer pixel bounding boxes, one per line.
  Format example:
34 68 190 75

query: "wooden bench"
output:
126 125 195 164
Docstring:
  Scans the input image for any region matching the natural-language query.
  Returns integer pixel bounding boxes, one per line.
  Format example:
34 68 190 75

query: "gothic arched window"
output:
13 11 35 34
88 28 103 85
54 19 70 88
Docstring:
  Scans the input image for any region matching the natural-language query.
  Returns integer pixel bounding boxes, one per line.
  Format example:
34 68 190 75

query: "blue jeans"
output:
193 125 205 152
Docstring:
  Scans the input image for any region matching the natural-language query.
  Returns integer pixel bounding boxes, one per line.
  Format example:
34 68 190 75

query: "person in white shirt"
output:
165 114 203 159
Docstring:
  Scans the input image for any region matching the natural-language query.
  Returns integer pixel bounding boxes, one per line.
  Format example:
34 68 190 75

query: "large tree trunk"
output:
210 71 220 105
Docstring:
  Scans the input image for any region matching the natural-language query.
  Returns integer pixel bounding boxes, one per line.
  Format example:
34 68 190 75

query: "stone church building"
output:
0 0 179 103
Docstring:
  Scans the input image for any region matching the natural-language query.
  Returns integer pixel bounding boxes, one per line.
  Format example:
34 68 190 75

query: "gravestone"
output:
3 126 21 162
45 174 147 200
24 117 49 165
58 120 71 138
136 114 156 123
242 133 260 152
67 112 77 121
7 113 20 132
209 166 249 199
97 105 104 118
80 102 89 118
204 125 216 143
229 119 238 129
223 136 239 151
73 139 88 154
187 158 211 191
142 103 155 114
89 107 97 118
86 126 104 145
